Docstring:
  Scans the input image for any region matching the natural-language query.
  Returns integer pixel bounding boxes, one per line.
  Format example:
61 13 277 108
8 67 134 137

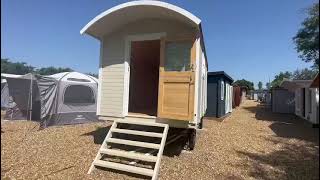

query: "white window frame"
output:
221 81 225 101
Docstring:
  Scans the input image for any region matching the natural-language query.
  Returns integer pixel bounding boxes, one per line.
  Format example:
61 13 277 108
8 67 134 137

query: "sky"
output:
1 0 316 88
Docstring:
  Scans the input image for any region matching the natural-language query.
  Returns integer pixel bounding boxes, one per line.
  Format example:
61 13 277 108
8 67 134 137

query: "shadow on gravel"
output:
243 103 319 144
81 126 111 144
237 137 319 180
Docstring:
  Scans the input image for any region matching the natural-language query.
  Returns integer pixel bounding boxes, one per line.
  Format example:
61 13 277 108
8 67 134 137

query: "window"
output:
221 81 224 100
67 78 91 82
164 42 192 71
64 85 95 104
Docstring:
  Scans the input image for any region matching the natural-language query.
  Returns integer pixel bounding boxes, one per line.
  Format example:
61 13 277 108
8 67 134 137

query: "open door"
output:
157 37 196 121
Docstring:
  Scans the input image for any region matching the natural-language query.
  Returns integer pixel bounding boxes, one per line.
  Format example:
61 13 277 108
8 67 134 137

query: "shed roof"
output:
280 79 313 91
80 0 201 38
310 73 319 88
208 71 234 83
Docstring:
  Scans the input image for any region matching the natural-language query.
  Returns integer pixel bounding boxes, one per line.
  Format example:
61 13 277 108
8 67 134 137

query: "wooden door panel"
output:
157 38 196 121
158 73 194 120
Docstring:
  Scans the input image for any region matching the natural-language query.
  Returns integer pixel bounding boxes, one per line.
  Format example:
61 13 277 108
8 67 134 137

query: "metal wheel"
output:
188 129 196 150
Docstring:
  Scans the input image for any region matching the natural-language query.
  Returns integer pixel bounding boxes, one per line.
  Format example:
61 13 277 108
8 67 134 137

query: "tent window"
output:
67 78 91 82
64 85 95 104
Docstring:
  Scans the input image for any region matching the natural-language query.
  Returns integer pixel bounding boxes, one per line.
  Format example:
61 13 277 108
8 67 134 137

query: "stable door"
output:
157 38 196 121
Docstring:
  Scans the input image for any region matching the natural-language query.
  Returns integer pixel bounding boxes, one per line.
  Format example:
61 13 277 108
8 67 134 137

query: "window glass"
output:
221 81 224 100
64 85 95 104
165 42 192 71
67 78 91 82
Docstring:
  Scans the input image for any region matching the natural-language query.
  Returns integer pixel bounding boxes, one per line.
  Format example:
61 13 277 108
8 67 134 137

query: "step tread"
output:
112 128 163 138
100 148 157 162
107 138 161 149
94 160 154 177
115 119 167 127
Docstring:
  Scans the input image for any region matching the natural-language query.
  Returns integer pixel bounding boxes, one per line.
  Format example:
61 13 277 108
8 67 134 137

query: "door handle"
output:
190 64 195 72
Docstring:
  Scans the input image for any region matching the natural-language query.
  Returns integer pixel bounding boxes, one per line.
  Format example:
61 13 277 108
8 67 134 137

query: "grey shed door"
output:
272 90 295 113
207 83 218 116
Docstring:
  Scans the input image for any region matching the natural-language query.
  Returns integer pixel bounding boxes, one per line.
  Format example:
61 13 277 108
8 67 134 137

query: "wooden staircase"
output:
88 118 169 180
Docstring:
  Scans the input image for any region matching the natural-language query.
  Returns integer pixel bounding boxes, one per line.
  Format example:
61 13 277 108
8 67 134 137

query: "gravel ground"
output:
1 100 319 180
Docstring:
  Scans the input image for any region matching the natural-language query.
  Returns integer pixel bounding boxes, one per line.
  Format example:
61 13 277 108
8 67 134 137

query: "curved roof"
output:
80 0 201 39
48 72 98 83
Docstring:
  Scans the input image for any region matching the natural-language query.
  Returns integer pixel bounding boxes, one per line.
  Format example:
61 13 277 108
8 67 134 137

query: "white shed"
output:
81 1 208 178
280 79 319 126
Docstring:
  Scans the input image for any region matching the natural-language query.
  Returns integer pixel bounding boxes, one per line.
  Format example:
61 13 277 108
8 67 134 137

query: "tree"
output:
35 66 73 75
86 72 98 78
258 81 263 90
1 58 35 74
293 3 319 69
266 82 271 90
233 79 254 90
292 68 318 80
271 71 292 88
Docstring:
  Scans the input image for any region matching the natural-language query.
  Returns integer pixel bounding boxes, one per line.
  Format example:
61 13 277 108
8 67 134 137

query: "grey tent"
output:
1 73 40 120
1 79 10 110
2 72 99 127
37 72 99 127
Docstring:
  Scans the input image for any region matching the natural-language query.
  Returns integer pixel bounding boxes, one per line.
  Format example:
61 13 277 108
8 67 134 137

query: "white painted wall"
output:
295 87 319 124
225 83 233 114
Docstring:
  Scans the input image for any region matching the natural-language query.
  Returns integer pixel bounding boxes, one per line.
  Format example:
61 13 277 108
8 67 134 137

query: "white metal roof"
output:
80 0 201 39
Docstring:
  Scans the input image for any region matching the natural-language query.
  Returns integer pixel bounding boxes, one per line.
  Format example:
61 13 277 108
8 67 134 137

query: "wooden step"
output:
94 160 154 177
100 148 157 162
112 128 163 138
107 138 161 149
116 119 166 128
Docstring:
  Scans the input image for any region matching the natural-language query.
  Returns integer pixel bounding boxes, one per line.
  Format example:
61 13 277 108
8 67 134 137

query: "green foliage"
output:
36 66 73 75
258 81 263 90
1 58 35 75
265 82 271 90
86 72 98 78
233 79 254 90
1 58 98 77
293 3 319 69
271 71 292 88
292 68 318 80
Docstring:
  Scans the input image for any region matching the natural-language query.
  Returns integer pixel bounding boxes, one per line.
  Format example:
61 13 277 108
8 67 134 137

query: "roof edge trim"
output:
80 0 201 35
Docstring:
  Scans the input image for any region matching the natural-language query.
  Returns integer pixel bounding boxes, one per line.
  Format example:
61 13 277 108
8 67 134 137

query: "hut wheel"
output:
188 129 196 150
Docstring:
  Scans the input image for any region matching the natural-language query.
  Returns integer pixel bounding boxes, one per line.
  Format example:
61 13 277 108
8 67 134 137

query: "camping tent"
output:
1 72 99 127
1 79 10 110
37 72 99 127
1 73 40 120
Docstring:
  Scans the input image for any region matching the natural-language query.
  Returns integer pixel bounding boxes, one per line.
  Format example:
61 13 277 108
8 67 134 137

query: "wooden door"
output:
157 37 196 121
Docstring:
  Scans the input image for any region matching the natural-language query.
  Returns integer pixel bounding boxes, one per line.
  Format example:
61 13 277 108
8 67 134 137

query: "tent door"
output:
157 37 196 121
